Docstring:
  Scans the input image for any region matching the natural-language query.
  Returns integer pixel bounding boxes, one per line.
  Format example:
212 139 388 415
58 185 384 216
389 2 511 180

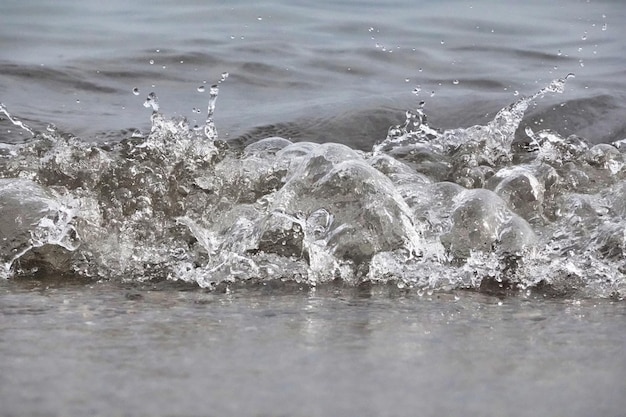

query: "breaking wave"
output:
1 75 625 299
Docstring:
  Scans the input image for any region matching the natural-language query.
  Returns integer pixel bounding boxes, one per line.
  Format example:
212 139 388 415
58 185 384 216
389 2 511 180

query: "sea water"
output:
1 0 626 415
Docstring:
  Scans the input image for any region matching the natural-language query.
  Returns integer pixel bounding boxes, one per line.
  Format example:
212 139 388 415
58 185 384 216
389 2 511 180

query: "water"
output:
2 0 626 415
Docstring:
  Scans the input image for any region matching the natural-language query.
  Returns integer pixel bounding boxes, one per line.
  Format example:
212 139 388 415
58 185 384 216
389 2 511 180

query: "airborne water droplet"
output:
197 85 205 93
143 92 159 111
602 23 607 31
46 123 57 132
220 72 229 83
149 59 154 65
452 79 459 85
132 87 140 96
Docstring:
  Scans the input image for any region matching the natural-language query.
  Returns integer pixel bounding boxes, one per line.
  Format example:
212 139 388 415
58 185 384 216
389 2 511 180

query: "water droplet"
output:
430 91 435 97
440 40 445 45
197 85 205 93
513 90 519 96
368 27 374 32
46 123 57 132
405 78 410 83
149 59 154 65
143 92 159 111
257 16 262 21
602 23 608 31
180 60 184 64
452 79 459 85
220 72 229 83
418 68 423 72
132 87 140 96
557 49 562 56
162 65 167 69
581 32 587 40
156 49 160 53
579 59 585 67
76 99 80 104
412 86 421 95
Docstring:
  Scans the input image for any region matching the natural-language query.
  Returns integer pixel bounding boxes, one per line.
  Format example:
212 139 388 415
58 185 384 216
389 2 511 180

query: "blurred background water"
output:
1 0 625 147
2 1 626 416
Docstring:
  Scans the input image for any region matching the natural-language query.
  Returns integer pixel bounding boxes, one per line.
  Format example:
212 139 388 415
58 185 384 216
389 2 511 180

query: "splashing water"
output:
0 75 624 299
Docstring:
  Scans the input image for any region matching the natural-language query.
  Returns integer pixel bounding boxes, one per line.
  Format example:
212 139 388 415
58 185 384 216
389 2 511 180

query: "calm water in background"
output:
2 0 626 415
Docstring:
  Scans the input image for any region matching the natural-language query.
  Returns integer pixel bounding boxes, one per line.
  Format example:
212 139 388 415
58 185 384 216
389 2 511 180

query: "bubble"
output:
76 99 80 104
581 32 587 40
220 72 229 83
412 86 421 96
430 91 435 97
514 90 519 96
452 79 459 85
46 123 57 132
197 85 206 93
440 40 445 45
602 23 608 31
557 50 562 56
149 59 154 65
257 16 262 21
132 87 140 96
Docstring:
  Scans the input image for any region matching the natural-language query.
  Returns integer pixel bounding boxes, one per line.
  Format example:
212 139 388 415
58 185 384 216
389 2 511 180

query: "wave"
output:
1 76 625 299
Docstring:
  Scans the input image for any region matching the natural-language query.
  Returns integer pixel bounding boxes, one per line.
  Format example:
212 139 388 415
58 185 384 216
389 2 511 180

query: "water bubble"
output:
197 85 205 93
132 87 140 96
418 68 423 72
440 40 445 45
452 79 459 85
149 59 154 65
412 86 421 96
557 50 562 56
430 91 435 97
581 32 587 40
46 123 57 132
76 99 80 104
257 16 263 21
602 23 608 31
579 59 585 67
405 78 410 83
514 90 519 96
220 72 229 83
156 49 160 53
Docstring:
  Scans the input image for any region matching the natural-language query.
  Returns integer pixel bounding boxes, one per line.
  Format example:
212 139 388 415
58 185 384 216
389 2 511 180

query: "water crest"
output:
0 75 624 299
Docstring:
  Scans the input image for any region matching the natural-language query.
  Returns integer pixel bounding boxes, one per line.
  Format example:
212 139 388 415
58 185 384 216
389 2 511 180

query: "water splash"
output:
0 76 624 299
204 84 219 140
0 103 35 136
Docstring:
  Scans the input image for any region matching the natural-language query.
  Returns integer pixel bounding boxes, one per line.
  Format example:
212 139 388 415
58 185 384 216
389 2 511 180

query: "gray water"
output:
2 0 626 415
2 280 626 417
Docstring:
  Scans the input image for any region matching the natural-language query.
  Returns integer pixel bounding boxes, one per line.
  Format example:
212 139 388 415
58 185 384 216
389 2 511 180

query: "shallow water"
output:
2 280 625 417
2 0 626 415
